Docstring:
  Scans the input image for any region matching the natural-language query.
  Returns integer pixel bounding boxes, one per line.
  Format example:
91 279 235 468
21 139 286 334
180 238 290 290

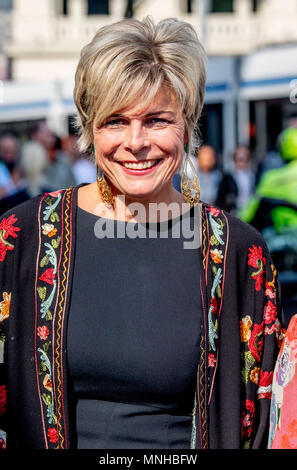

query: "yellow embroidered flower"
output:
210 248 223 264
43 373 53 392
0 292 11 322
42 223 57 238
250 366 260 384
240 315 253 342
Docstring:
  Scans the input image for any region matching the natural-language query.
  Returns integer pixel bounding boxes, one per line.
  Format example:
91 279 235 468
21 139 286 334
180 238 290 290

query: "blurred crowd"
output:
0 120 96 216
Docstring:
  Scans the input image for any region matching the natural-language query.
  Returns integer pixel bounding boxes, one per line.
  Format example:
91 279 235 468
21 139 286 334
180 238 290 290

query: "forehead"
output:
110 86 181 118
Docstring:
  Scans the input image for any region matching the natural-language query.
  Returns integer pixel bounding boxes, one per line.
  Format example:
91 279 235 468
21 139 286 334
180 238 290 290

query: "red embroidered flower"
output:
241 399 256 439
0 214 21 262
39 268 55 286
248 245 266 291
248 321 264 363
47 427 59 444
207 207 220 217
210 297 218 315
208 353 216 367
0 385 7 416
258 370 273 399
37 325 49 340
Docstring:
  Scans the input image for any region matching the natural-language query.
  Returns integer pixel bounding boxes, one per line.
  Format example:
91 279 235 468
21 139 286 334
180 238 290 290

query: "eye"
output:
146 117 170 126
103 118 126 128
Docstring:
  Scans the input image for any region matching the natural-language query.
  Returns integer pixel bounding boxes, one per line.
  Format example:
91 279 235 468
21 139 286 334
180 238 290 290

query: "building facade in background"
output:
0 0 297 166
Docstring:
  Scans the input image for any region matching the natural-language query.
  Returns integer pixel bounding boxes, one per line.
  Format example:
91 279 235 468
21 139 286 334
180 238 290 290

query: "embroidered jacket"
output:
0 185 284 449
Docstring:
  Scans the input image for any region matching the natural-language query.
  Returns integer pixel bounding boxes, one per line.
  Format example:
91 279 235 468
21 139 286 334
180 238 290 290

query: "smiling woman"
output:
0 16 284 451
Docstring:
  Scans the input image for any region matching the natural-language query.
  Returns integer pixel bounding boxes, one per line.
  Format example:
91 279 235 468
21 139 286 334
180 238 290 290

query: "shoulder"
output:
202 202 268 252
0 187 76 235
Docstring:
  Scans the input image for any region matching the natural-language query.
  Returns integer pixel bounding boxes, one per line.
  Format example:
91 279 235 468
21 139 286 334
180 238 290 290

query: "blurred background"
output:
0 0 296 325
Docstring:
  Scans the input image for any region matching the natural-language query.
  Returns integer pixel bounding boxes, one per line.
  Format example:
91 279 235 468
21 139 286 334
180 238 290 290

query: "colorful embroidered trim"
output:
35 188 73 449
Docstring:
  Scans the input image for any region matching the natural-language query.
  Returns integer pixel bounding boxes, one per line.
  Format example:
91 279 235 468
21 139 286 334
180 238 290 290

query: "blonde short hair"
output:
73 16 207 154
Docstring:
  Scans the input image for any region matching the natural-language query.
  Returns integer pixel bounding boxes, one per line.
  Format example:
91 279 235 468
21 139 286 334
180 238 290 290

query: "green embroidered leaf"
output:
40 254 49 268
43 341 51 353
42 393 52 406
40 360 47 373
243 439 252 449
51 236 61 249
241 351 256 384
37 286 47 301
45 310 52 321
216 284 222 298
50 212 60 223
52 414 57 425
45 197 53 205
212 265 217 275
210 234 219 246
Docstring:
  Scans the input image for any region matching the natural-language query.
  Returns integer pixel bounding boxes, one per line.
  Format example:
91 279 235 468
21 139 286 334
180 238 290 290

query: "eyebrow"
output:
108 110 175 119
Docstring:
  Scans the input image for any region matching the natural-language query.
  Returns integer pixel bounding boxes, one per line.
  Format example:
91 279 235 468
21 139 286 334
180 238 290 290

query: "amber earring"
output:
96 165 115 209
180 145 200 207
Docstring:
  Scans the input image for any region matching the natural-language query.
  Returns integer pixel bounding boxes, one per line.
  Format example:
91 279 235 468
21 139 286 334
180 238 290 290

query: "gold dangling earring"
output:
181 144 200 207
96 165 115 209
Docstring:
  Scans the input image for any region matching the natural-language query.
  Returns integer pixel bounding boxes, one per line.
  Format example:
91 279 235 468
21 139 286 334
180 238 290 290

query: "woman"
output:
0 17 284 449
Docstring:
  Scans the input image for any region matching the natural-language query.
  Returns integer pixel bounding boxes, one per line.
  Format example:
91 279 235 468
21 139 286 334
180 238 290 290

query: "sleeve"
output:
240 240 285 449
0 212 21 449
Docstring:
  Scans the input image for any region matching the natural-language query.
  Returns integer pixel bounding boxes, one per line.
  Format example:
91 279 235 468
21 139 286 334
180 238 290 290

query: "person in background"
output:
0 133 23 198
216 145 255 214
30 121 76 192
196 144 221 205
62 133 96 184
240 127 297 232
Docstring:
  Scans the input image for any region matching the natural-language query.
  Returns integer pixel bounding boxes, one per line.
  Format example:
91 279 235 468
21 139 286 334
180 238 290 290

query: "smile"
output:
120 159 160 169
118 159 162 174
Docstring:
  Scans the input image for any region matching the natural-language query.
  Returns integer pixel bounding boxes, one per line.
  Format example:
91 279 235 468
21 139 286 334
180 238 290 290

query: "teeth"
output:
123 160 157 169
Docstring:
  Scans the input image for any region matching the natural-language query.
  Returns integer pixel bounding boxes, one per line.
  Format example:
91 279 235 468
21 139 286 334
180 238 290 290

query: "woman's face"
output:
92 86 186 204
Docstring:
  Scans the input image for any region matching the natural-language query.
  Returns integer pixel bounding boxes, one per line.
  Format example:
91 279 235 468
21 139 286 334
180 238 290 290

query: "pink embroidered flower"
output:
43 374 53 392
208 353 216 367
263 301 277 325
37 325 49 341
265 282 276 299
39 268 55 286
208 207 220 217
0 385 7 416
48 427 59 444
47 190 62 197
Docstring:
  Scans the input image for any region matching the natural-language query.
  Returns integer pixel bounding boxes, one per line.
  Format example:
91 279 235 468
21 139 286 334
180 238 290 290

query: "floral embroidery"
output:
241 399 256 448
0 292 11 322
240 315 252 342
47 427 59 444
210 248 223 264
206 206 226 373
0 214 20 262
248 245 266 291
37 325 49 341
0 385 7 416
250 366 260 385
42 223 57 238
258 370 273 399
263 300 277 325
39 267 56 286
0 430 6 449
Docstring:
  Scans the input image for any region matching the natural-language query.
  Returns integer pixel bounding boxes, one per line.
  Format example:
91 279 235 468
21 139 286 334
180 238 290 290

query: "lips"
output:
118 159 162 175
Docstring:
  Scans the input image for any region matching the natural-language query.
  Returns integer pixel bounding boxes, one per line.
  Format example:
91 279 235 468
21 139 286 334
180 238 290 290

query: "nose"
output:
123 121 148 153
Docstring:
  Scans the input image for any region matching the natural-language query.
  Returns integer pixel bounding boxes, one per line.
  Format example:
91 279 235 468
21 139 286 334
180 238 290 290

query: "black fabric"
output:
67 207 201 449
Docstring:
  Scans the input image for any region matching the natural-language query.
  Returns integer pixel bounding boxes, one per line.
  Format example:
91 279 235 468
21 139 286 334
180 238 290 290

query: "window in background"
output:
210 0 233 13
87 0 109 15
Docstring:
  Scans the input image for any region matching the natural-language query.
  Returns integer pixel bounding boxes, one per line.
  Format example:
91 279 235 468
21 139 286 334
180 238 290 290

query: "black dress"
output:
67 206 201 449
